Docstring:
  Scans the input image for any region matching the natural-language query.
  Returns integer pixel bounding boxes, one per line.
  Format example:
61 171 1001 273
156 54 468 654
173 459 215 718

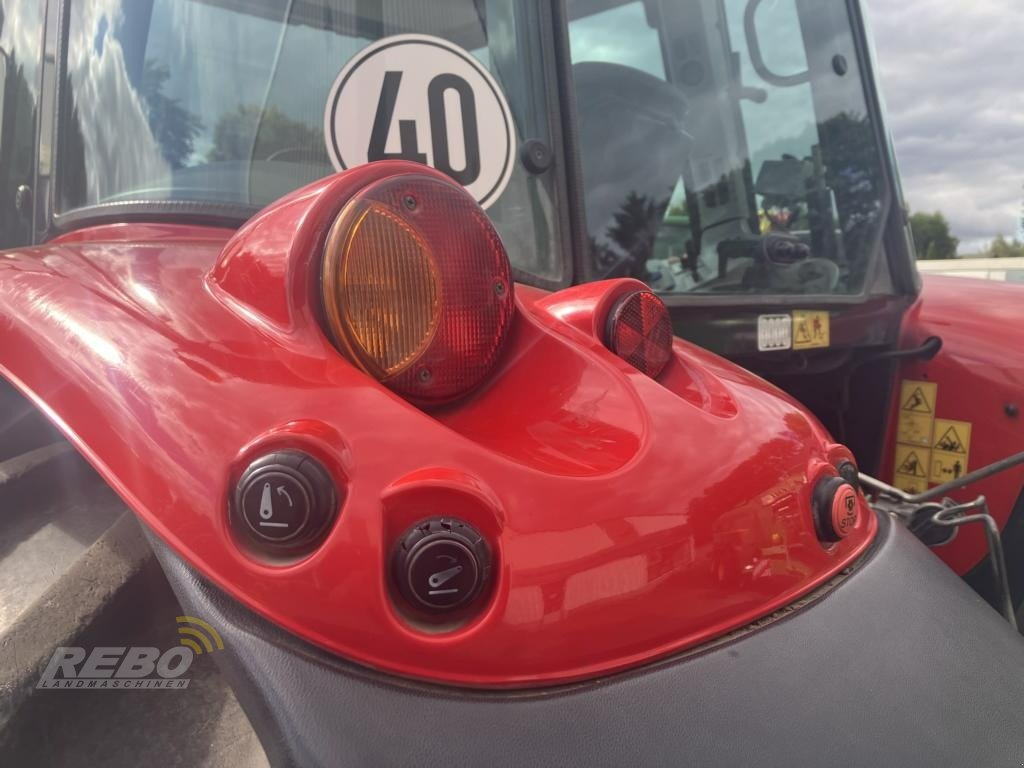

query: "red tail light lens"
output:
605 290 673 378
321 174 514 405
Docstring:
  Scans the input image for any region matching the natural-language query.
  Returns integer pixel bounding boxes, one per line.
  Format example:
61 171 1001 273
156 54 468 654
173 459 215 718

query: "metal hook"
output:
929 496 1017 631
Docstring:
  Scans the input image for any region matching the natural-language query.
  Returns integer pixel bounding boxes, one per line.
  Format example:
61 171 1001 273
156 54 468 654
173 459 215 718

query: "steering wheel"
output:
757 232 840 292
740 233 841 292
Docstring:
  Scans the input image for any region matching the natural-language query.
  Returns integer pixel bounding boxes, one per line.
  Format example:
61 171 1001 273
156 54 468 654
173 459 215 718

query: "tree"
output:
606 190 668 280
986 234 1024 259
140 60 203 169
209 104 322 163
909 211 959 260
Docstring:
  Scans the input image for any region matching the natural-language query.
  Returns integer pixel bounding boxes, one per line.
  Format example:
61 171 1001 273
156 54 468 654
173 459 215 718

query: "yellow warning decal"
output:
900 382 936 414
929 419 972 484
895 445 929 479
895 380 937 447
891 379 974 492
893 444 930 495
893 379 938 494
792 310 829 350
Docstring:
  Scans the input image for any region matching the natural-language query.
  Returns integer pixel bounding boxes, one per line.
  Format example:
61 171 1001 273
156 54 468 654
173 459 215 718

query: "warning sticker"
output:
893 443 930 494
895 380 937 447
892 444 933 493
933 420 971 454
324 34 516 209
900 383 935 414
892 379 939 493
895 445 929 478
929 419 972 484
791 310 829 350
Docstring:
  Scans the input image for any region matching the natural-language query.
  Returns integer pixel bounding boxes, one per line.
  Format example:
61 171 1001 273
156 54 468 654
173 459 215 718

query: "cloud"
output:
866 0 1024 252
66 0 171 204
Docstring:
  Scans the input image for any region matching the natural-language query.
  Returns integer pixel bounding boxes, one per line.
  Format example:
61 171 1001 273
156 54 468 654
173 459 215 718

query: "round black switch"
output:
520 139 553 174
232 451 337 555
836 460 860 489
393 518 491 614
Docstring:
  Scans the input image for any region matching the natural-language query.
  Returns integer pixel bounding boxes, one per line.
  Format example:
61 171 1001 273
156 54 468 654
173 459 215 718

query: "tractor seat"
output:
572 61 693 265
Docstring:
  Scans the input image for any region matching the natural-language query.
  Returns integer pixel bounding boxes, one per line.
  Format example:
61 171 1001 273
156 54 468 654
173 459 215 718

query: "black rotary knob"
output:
392 518 491 615
520 139 553 174
232 451 337 555
836 460 860 489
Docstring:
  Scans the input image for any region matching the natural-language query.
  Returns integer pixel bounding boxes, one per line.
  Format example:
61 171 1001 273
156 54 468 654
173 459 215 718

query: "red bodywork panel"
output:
885 275 1024 575
0 163 875 687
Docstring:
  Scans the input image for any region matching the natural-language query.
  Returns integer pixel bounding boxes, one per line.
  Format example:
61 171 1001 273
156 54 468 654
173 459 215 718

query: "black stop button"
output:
232 451 337 554
393 518 491 614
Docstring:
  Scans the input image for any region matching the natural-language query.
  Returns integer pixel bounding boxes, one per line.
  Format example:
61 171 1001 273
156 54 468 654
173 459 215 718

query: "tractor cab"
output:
565 0 913 476
3 0 913 471
2 1 1024 765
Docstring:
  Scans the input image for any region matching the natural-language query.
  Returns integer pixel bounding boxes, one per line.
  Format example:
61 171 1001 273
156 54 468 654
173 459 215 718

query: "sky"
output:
865 0 1024 253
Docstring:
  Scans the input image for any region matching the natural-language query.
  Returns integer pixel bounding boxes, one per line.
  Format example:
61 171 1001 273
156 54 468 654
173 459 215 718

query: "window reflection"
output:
0 0 42 248
569 0 888 297
58 0 561 280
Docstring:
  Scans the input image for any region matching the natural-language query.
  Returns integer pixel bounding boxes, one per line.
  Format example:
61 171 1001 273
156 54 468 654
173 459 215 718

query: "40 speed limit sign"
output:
324 34 516 209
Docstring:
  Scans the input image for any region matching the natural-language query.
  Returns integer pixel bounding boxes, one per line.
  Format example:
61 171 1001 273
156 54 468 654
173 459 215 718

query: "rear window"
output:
568 0 889 297
57 0 563 281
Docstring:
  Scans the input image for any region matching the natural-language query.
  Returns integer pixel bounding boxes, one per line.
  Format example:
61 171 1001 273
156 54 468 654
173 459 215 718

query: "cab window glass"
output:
568 2 664 80
58 0 561 281
0 0 41 248
568 0 888 296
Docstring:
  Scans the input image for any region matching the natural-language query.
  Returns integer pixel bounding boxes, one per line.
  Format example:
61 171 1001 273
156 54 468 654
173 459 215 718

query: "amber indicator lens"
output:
321 174 514 404
605 290 673 378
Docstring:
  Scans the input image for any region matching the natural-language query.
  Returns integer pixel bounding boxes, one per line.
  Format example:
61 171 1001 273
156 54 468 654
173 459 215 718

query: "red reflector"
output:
605 290 673 378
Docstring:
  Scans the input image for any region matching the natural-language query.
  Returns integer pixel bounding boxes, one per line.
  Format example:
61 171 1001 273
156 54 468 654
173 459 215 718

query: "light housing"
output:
321 174 514 405
604 290 673 378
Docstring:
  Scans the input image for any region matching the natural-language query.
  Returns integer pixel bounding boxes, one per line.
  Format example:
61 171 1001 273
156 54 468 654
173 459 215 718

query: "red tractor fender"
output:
0 162 875 687
884 274 1024 576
